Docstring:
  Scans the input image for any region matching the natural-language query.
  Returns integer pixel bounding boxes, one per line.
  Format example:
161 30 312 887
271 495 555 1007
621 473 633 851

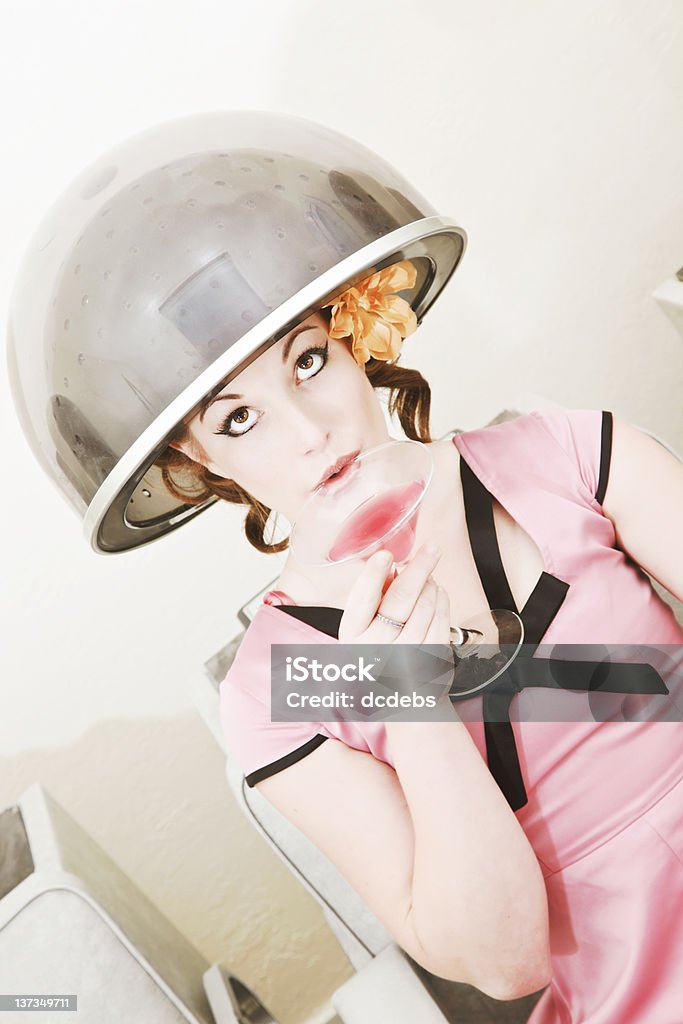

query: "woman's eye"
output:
216 406 257 437
296 344 328 381
214 343 328 438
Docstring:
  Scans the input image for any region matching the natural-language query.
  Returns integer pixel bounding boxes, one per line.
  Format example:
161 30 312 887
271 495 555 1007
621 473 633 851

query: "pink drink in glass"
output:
326 479 427 564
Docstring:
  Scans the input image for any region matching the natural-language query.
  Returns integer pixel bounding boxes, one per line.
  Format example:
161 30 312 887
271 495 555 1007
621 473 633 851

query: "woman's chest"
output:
418 495 546 623
411 439 547 621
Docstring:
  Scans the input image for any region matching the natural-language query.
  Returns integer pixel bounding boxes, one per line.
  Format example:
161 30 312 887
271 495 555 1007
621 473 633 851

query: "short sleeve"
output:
218 603 333 787
529 408 613 507
219 680 327 787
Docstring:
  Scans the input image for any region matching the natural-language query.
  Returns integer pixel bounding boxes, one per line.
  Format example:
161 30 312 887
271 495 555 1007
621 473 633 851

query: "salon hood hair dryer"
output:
6 110 466 554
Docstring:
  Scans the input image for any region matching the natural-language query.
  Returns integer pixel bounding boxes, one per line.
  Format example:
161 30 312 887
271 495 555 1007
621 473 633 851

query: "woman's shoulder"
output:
268 551 365 610
453 407 604 451
262 588 296 607
221 600 339 701
453 407 607 497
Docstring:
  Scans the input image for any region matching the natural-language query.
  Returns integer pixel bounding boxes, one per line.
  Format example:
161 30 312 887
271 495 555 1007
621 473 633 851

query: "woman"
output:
159 259 683 1022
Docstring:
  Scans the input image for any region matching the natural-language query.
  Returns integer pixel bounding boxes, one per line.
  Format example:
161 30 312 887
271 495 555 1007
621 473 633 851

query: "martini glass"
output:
289 439 524 693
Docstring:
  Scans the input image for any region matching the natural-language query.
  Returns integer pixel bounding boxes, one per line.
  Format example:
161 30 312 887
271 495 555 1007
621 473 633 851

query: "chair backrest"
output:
223 755 391 970
199 638 393 966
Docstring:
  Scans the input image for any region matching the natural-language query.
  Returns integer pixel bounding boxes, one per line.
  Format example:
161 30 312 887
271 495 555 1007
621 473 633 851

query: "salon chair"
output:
198 405 683 1024
0 784 277 1024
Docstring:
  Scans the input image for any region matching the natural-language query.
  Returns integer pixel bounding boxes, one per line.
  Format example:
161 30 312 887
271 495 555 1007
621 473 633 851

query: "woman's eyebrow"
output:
199 324 319 422
280 323 318 361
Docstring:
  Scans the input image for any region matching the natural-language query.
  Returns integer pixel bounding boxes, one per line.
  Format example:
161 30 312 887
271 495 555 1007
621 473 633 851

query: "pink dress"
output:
220 408 683 1023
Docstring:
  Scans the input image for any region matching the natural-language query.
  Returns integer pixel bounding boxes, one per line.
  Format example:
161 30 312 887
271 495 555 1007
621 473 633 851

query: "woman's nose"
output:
280 397 331 454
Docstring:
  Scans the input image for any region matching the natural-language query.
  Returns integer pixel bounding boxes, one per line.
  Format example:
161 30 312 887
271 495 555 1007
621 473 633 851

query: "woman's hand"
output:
338 543 451 645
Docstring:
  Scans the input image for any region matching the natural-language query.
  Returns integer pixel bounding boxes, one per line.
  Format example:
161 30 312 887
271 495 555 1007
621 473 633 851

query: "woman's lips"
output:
315 450 361 492
325 461 352 484
316 455 360 492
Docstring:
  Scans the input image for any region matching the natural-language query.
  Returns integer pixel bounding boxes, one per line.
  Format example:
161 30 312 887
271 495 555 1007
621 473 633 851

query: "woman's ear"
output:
168 438 192 457
168 436 205 465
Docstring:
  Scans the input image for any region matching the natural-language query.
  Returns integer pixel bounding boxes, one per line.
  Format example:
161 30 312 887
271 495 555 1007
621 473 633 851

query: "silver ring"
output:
375 612 406 630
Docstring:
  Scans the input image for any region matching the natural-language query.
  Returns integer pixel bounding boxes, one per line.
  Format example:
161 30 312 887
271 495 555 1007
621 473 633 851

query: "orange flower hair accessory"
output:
322 259 418 367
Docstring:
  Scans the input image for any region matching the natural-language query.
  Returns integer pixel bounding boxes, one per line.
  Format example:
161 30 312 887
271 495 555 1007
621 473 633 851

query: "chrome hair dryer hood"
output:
7 110 467 554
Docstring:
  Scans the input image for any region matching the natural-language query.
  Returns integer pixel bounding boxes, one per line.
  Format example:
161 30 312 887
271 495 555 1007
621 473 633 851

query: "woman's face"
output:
170 311 391 522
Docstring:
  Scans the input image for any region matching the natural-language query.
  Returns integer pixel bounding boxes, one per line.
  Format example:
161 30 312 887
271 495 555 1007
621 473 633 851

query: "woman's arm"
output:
257 548 551 1001
257 721 551 1002
384 714 551 1000
602 416 683 602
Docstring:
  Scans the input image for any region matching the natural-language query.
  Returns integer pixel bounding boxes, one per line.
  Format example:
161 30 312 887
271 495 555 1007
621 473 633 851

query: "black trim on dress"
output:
458 450 571 810
595 410 613 505
459 457 517 610
274 604 343 636
457 440 666 812
245 733 329 788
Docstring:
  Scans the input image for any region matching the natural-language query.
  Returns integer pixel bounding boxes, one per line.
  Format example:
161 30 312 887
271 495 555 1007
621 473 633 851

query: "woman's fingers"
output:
338 549 395 641
395 577 439 643
381 565 399 597
424 585 452 646
338 543 445 645
377 543 442 625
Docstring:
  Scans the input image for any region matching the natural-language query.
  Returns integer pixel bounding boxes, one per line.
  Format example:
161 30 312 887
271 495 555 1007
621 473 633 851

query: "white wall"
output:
1 3 682 1023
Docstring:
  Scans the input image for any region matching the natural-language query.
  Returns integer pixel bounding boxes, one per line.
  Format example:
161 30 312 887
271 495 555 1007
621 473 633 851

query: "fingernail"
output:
423 542 441 557
373 549 393 567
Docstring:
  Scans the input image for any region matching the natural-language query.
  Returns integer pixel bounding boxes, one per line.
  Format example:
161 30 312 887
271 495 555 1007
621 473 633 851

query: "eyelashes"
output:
214 341 330 437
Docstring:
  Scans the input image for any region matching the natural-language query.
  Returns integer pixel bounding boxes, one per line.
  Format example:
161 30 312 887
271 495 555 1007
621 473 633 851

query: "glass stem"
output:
450 625 485 648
